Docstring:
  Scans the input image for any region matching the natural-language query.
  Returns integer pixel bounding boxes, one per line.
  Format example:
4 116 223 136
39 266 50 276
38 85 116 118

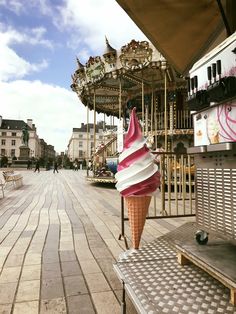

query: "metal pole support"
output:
121 280 126 314
118 196 129 249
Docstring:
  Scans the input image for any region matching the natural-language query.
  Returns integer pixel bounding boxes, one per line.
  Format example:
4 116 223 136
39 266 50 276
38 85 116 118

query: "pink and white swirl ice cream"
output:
115 108 160 249
115 108 160 197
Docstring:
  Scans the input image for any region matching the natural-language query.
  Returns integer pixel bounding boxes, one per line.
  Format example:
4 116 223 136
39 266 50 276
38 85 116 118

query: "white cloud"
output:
0 0 53 16
0 23 53 49
0 0 24 14
57 0 147 56
0 23 52 81
0 0 140 153
0 45 48 81
0 80 97 152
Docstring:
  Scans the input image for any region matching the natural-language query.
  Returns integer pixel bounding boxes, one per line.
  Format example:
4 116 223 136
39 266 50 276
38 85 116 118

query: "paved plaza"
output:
0 170 194 314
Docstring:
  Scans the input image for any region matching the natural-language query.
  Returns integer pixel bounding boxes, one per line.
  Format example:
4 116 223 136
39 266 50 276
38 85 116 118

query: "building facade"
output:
67 121 115 162
0 116 55 162
0 117 40 159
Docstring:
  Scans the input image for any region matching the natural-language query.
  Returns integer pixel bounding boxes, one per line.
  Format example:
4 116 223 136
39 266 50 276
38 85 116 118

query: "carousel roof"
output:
71 39 187 117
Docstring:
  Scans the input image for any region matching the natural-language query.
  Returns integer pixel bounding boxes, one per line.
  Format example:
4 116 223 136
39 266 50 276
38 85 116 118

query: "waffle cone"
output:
125 196 151 249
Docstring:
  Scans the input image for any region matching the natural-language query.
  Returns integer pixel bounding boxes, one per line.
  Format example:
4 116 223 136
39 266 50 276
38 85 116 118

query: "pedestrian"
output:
53 161 59 173
27 159 32 170
34 160 40 173
74 162 78 171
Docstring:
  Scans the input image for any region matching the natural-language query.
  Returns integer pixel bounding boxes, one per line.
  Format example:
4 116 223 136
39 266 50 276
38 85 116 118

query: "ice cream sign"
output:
194 101 236 146
115 108 160 249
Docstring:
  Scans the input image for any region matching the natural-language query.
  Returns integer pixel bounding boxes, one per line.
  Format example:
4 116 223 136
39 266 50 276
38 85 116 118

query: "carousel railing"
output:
156 110 193 130
95 134 117 156
151 152 195 217
119 152 196 248
87 134 118 179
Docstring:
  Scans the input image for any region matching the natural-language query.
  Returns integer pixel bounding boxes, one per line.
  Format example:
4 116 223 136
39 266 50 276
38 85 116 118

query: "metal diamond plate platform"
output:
114 222 236 314
118 238 176 263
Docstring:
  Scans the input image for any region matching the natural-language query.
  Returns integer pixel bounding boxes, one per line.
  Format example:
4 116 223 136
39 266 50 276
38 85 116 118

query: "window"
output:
79 134 83 138
2 132 6 136
90 135 94 139
1 139 6 145
12 132 16 136
79 150 83 157
12 140 16 146
1 149 6 156
79 141 83 147
90 143 94 149
11 149 15 157
99 135 103 139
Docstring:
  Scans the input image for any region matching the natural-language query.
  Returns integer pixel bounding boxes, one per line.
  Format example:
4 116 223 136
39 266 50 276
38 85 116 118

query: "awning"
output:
116 0 228 74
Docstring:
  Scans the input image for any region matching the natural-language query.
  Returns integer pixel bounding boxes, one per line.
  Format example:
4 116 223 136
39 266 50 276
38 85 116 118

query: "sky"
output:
0 0 147 153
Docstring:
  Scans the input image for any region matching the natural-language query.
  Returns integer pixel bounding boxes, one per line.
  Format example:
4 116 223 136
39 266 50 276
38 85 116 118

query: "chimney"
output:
27 119 33 128
32 124 36 132
0 116 2 127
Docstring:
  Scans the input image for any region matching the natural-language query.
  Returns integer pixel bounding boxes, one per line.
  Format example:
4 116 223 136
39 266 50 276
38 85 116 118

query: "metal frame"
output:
118 152 196 249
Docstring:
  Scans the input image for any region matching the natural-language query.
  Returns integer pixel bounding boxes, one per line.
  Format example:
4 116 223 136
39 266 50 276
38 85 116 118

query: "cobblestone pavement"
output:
0 170 194 314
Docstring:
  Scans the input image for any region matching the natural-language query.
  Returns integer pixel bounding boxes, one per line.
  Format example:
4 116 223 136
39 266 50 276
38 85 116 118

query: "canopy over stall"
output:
116 0 236 74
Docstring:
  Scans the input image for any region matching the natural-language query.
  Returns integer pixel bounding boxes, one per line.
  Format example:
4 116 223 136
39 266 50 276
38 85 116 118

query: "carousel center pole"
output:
142 78 144 133
93 89 96 176
151 87 154 139
87 106 89 160
164 67 167 151
119 78 122 120
110 113 112 154
86 106 89 176
154 93 157 148
145 103 148 136
118 77 129 250
112 109 115 155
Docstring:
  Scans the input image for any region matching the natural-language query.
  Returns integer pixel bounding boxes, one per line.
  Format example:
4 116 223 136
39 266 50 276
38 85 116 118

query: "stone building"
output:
67 121 115 162
0 116 55 163
0 116 40 159
39 139 55 161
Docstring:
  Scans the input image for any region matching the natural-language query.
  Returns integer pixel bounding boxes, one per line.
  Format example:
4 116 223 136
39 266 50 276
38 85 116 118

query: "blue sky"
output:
0 0 146 152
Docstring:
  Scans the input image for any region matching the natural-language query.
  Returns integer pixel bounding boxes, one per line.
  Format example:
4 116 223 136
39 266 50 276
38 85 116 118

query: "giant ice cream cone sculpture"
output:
115 108 160 249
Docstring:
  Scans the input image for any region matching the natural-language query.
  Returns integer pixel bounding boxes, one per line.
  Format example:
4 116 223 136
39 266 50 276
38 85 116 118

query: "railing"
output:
119 152 196 248
95 134 117 156
150 152 195 217
156 110 193 130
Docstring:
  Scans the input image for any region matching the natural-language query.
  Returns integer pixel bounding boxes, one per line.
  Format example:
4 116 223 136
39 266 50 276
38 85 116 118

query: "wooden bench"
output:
2 170 23 188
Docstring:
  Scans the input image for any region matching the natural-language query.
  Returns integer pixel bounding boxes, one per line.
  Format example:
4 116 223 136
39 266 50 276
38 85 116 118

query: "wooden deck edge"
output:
176 246 236 306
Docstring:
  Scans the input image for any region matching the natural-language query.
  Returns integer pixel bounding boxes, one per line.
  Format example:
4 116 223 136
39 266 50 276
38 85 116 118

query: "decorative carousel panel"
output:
86 56 105 83
120 40 153 70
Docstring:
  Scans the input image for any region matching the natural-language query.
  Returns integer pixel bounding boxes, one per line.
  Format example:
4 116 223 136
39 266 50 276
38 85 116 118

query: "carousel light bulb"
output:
161 60 167 70
112 71 117 79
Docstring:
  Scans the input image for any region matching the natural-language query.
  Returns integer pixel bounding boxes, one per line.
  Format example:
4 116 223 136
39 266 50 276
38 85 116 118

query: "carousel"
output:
71 38 193 183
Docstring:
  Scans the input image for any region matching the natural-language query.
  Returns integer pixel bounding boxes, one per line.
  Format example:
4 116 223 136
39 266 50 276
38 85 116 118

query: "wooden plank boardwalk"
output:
0 170 195 314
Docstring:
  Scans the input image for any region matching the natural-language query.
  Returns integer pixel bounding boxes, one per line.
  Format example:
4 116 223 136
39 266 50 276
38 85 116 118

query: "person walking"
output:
27 159 32 170
34 160 40 173
53 161 59 173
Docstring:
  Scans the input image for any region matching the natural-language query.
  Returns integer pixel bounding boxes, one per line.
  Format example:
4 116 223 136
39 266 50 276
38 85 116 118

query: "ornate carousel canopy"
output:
71 39 187 117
